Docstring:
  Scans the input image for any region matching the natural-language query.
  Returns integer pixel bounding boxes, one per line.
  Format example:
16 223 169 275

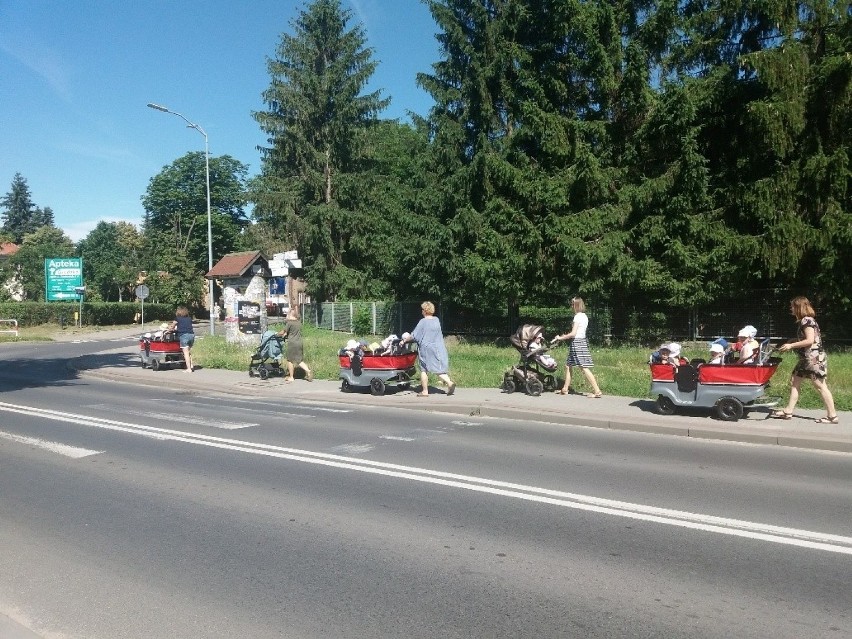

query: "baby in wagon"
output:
649 342 688 367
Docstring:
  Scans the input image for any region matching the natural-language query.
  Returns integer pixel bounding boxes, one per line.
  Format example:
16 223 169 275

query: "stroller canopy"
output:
258 330 284 360
510 324 544 352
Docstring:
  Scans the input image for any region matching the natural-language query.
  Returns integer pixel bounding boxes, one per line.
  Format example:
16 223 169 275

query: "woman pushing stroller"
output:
552 297 603 398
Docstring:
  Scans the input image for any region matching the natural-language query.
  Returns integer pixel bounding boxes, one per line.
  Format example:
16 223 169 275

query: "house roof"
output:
0 242 19 257
206 251 268 278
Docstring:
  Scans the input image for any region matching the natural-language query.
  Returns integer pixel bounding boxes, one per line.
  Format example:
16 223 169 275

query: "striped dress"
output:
566 312 594 368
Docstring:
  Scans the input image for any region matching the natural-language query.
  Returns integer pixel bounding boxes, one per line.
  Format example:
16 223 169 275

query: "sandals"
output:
555 389 567 395
815 416 839 424
769 410 792 420
586 392 602 399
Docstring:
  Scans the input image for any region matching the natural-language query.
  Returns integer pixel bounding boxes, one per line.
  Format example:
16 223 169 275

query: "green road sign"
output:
45 257 83 301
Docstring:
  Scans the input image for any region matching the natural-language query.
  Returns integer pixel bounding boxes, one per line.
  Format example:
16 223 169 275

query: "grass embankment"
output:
3 323 848 411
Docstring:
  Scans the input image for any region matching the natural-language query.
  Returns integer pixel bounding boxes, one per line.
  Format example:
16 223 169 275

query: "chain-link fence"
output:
301 290 850 348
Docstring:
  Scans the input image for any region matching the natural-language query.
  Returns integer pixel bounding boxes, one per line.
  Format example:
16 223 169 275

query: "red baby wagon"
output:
139 332 186 371
649 346 781 421
339 347 418 396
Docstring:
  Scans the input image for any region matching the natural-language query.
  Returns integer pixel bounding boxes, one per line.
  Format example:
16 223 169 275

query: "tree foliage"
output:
78 221 143 302
3 226 75 301
1 173 55 243
141 151 249 275
252 0 389 301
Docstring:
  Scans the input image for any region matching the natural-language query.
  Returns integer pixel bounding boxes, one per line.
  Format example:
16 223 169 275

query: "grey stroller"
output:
501 324 559 396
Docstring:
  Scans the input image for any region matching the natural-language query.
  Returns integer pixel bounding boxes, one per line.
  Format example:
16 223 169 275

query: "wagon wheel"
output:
656 395 676 416
542 375 557 392
341 379 353 393
370 378 386 396
150 358 161 371
501 377 516 394
525 378 544 397
716 397 744 422
259 367 269 380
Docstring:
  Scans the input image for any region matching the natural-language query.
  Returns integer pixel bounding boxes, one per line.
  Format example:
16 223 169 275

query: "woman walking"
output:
170 305 195 373
401 301 456 397
283 309 313 383
553 297 602 398
771 296 838 423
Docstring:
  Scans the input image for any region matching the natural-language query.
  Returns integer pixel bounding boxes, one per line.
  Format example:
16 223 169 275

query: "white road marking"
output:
2 400 851 555
193 396 351 414
87 405 257 430
0 430 102 458
451 420 483 426
379 435 417 442
330 444 375 454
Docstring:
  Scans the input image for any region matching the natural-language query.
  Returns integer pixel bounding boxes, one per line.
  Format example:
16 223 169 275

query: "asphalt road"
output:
0 337 850 638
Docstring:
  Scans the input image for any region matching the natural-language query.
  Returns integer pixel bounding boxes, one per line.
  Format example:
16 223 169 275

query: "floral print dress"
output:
792 316 828 379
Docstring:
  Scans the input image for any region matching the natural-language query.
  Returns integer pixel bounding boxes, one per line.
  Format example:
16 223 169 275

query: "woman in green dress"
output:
283 309 313 382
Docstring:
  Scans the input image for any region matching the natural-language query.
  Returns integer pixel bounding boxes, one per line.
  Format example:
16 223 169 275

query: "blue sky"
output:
0 0 440 242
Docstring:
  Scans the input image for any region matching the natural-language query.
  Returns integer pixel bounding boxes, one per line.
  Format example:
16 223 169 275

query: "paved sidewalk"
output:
67 327 852 454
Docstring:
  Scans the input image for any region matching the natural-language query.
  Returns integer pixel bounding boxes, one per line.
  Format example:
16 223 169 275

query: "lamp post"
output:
147 102 215 336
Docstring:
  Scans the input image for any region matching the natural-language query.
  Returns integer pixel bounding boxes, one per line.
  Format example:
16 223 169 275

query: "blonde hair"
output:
572 297 586 313
421 301 435 316
790 296 815 321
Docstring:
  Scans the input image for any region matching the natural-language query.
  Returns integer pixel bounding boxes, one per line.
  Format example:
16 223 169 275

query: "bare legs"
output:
559 365 573 394
581 367 602 396
559 365 601 396
182 346 193 372
419 371 456 396
285 360 313 382
783 374 837 419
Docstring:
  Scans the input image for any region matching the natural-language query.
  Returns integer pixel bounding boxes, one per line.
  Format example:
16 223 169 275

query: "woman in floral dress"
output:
771 296 838 424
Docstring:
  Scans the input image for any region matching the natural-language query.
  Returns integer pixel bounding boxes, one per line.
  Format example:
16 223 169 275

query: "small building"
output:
206 251 270 346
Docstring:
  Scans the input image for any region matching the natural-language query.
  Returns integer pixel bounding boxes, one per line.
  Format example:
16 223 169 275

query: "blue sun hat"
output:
712 337 729 350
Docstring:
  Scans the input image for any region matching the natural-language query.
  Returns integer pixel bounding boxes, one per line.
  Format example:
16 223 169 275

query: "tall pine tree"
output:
252 0 388 302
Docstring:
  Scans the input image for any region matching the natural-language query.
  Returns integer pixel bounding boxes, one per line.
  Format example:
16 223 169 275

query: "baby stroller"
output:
248 329 286 380
501 324 559 396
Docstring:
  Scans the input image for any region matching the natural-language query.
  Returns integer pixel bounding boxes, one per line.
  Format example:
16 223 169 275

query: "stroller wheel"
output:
248 367 256 377
525 378 544 397
542 375 556 392
259 367 269 380
501 377 516 394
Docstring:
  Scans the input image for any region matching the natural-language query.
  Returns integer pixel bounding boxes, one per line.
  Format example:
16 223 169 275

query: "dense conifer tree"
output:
1 173 53 243
252 0 388 302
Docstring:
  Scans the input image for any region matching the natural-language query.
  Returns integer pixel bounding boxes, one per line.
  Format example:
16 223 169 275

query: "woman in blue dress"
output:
401 301 456 397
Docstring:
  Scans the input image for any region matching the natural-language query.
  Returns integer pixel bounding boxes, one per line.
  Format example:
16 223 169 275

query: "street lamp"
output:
147 102 215 336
